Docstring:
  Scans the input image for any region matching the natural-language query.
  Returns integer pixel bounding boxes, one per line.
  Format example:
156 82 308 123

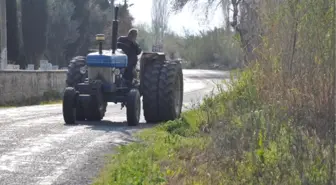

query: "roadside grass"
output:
90 70 236 185
92 67 334 185
92 106 211 185
93 0 334 184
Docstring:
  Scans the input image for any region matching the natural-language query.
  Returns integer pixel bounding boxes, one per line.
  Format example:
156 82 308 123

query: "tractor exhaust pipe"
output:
111 6 119 54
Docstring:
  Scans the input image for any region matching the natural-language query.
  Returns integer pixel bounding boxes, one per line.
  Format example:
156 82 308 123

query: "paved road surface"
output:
0 69 229 185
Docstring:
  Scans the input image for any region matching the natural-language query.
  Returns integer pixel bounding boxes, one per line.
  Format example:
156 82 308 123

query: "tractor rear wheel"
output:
142 61 184 123
66 56 88 87
158 62 183 121
142 61 163 123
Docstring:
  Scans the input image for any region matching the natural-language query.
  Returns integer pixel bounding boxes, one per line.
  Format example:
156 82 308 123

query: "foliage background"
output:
6 0 241 70
93 0 335 184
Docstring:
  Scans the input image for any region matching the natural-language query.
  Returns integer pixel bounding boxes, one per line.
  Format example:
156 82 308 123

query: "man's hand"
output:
135 42 142 55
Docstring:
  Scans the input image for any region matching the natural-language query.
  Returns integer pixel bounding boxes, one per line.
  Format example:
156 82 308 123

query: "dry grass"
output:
92 0 334 184
166 0 335 184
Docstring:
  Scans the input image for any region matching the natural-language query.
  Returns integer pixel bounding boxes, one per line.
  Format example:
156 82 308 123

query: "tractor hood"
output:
86 49 128 68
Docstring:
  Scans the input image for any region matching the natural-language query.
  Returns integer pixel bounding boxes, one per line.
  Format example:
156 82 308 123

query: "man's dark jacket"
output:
117 36 142 68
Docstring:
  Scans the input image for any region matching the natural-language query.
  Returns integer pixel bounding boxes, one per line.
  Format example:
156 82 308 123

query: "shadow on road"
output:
64 120 155 133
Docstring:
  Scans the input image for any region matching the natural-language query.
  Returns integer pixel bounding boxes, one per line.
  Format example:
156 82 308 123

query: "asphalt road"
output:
0 69 230 185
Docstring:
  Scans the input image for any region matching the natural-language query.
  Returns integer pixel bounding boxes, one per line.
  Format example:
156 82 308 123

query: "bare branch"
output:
151 0 170 49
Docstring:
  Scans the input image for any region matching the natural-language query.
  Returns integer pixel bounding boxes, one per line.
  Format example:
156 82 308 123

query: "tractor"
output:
62 6 184 126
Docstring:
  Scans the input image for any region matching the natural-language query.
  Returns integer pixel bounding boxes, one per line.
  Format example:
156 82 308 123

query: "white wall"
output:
0 70 67 105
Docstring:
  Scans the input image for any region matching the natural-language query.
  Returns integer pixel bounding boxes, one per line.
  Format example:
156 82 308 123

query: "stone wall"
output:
0 70 67 105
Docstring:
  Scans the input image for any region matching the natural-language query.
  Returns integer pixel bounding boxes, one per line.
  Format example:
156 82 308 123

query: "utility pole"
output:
0 0 7 70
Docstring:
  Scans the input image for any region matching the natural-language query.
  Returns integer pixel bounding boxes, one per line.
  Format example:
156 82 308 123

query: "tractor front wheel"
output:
76 99 86 121
62 87 78 125
86 96 107 121
126 89 141 126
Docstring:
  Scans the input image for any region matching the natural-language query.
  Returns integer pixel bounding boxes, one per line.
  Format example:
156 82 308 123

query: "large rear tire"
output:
142 62 163 123
158 62 183 121
63 87 77 125
142 61 184 123
66 56 88 87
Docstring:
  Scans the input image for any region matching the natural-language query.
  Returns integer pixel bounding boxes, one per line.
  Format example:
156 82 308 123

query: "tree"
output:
118 0 134 35
21 0 48 68
45 0 79 66
94 0 110 10
6 0 19 63
64 0 91 60
136 23 153 51
171 0 261 63
16 0 134 67
151 0 170 51
64 0 133 60
103 0 134 48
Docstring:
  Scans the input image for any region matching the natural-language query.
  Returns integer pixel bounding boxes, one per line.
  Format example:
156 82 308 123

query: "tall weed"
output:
205 0 335 184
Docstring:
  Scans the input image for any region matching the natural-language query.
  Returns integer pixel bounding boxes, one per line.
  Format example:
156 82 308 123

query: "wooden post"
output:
0 0 7 70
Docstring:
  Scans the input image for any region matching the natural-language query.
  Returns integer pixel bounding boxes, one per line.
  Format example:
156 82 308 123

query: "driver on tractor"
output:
117 28 142 87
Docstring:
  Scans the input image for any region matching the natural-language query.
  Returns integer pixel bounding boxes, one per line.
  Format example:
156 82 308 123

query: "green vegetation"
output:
137 24 242 69
166 28 241 69
5 0 335 183
92 93 217 185
93 0 335 184
8 0 241 70
8 0 133 68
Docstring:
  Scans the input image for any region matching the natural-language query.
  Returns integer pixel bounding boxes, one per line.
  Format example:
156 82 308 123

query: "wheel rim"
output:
174 75 182 116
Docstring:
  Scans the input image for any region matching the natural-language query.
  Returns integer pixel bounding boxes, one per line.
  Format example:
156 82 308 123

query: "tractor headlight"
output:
114 68 120 75
96 34 105 41
80 66 87 74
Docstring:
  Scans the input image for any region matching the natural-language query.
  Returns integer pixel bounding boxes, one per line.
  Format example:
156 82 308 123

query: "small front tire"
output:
126 89 141 126
76 100 86 121
63 87 77 125
86 97 107 121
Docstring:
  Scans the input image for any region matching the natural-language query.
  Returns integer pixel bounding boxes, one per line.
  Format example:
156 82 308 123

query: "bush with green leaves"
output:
92 0 334 184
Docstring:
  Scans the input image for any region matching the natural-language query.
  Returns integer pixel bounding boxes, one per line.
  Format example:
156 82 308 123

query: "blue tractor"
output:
62 6 184 126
